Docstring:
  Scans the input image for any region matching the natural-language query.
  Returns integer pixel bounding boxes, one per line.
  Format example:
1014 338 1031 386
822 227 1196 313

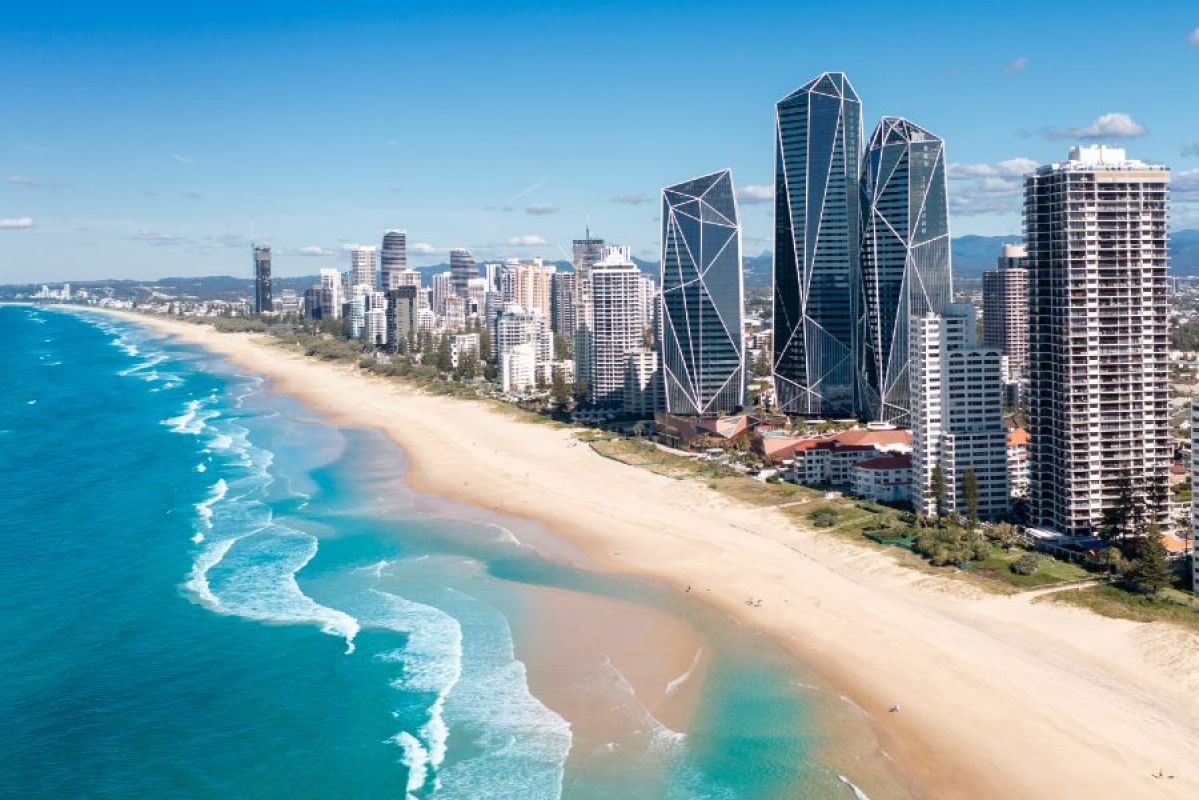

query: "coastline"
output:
93 309 1199 799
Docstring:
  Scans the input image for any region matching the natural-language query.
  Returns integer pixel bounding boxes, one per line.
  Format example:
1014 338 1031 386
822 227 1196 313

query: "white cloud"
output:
948 157 1037 179
736 184 773 204
525 203 558 215
1046 112 1146 140
1006 57 1029 74
295 245 334 256
0 217 34 229
171 153 194 165
5 176 38 188
947 157 1037 217
1175 169 1199 198
410 242 440 254
508 235 548 246
1188 27 1199 47
131 229 182 245
611 192 651 205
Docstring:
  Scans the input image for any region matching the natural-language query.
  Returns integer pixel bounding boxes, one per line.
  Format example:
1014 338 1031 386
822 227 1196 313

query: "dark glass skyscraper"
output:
380 229 407 291
772 72 862 417
858 117 952 425
450 248 476 298
252 245 272 314
660 169 745 415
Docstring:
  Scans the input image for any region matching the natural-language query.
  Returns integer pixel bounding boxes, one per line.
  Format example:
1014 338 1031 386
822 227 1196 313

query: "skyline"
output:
1 1 1198 283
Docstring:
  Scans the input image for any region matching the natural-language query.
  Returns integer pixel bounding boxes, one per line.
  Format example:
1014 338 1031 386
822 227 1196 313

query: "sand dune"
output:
108 311 1199 799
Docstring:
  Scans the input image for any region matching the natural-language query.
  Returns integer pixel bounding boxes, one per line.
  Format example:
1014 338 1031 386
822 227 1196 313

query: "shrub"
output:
1011 553 1040 576
808 508 839 529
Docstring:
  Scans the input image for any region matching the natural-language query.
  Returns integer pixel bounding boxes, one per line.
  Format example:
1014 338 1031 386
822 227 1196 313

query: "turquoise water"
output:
0 306 877 799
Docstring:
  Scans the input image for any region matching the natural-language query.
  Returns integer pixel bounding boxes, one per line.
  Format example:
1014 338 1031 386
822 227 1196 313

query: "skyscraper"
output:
1026 146 1170 537
349 246 377 289
551 272 577 337
431 271 453 317
511 259 556 318
253 245 272 314
858 116 953 426
386 285 418 350
319 268 343 320
910 306 1008 519
572 231 605 393
773 72 862 418
590 248 644 408
982 244 1030 376
660 169 745 415
381 230 408 291
450 248 476 297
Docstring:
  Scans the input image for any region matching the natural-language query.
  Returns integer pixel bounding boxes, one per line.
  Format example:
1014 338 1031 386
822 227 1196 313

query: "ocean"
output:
0 305 883 799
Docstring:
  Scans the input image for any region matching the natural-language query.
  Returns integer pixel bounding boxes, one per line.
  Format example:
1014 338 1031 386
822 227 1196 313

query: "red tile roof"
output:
855 454 912 471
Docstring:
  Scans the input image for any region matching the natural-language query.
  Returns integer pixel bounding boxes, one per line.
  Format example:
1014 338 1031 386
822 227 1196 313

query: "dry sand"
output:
102 311 1199 799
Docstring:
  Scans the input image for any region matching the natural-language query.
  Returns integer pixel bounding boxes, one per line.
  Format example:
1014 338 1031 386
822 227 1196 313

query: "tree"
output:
1131 529 1172 596
962 468 980 525
751 348 771 378
1099 472 1135 541
1011 553 1040 576
553 333 572 360
550 370 571 409
435 335 453 373
479 326 492 364
930 464 946 519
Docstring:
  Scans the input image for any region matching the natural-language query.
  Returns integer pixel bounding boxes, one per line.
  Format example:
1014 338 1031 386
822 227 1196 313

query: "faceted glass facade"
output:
773 72 862 417
661 169 745 415
857 117 952 425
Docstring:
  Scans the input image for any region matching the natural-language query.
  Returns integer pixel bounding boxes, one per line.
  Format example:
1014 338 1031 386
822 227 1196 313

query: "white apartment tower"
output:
590 247 645 408
982 243 1029 375
911 306 1009 519
1027 146 1171 536
319 268 343 320
349 246 378 290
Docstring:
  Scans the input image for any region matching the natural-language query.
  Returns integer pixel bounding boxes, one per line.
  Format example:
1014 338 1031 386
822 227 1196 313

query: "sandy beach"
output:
102 310 1199 799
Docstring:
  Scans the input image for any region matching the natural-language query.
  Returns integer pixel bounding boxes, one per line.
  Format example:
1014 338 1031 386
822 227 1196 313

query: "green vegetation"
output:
1010 553 1040 576
1171 317 1199 351
1043 585 1199 631
807 508 839 529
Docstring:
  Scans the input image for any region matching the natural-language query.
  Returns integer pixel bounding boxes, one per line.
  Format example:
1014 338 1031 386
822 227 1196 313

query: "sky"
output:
1 0 1198 283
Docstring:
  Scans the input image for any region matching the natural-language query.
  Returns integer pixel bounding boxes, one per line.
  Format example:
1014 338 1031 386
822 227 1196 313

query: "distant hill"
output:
6 230 1198 296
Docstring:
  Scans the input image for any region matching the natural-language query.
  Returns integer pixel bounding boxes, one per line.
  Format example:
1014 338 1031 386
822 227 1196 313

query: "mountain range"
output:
6 232 1199 298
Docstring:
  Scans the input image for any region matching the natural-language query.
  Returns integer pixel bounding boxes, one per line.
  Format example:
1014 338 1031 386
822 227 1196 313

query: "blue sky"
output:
2 1 1197 283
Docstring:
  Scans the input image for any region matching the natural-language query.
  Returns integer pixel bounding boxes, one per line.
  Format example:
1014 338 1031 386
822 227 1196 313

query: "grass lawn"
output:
1042 584 1199 631
969 546 1092 589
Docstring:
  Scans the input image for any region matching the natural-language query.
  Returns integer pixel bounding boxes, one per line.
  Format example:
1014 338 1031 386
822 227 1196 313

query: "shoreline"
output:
91 309 1199 799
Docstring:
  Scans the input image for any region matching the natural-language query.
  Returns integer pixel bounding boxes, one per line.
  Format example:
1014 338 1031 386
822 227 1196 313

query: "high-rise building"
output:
253 245 273 314
1191 402 1199 590
319 268 343 320
443 295 467 331
431 271 453 317
572 231 605 392
623 348 662 414
660 169 745 415
467 277 489 317
349 246 377 290
483 262 503 292
364 291 388 347
982 244 1029 375
1027 145 1170 537
773 72 862 417
450 248 476 297
858 117 953 426
910 306 1008 519
386 285 418 349
494 307 552 373
511 259 556 318
551 272 577 338
381 230 408 291
590 249 645 408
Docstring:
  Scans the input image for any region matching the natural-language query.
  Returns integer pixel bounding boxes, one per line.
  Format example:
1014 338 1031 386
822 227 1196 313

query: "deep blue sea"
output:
0 306 884 799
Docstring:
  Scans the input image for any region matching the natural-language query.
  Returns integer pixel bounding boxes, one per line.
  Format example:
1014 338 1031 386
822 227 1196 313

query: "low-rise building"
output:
853 454 912 504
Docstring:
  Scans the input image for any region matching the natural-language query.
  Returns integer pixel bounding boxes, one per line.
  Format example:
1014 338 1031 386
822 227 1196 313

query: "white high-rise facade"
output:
363 291 388 346
910 305 1009 519
1027 146 1171 537
431 271 453 317
590 248 644 408
349 246 377 290
319 268 343 320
